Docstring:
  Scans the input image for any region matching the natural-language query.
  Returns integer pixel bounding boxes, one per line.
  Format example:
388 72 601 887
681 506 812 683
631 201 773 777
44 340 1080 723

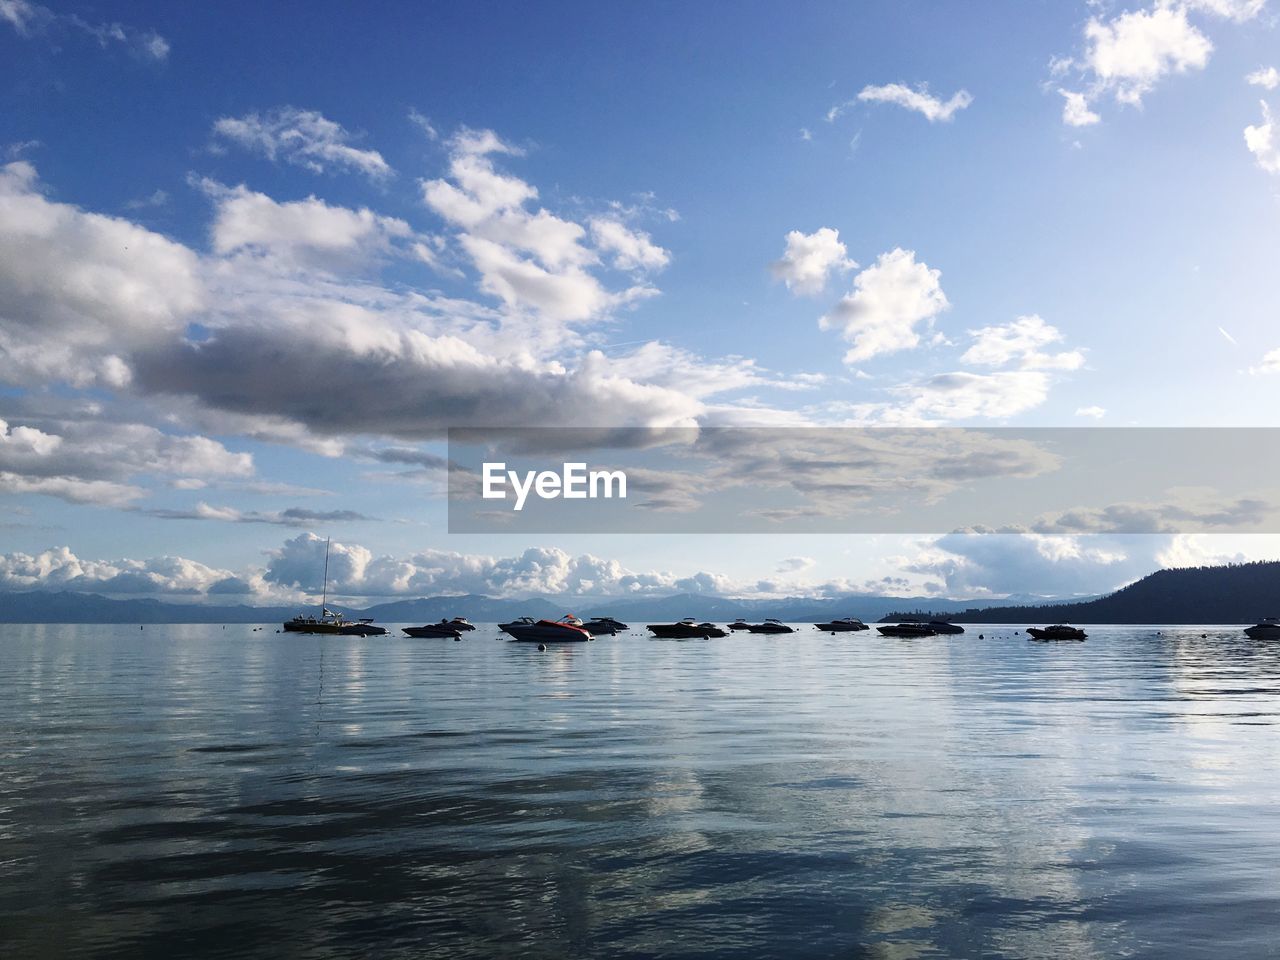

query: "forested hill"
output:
886 561 1280 625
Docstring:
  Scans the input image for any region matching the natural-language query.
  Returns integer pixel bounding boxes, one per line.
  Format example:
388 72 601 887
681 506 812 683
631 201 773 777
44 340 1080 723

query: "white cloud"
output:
1249 347 1280 374
0 161 202 386
1244 101 1280 173
961 315 1085 371
589 217 670 272
422 129 667 322
1059 89 1101 126
1083 4 1213 107
212 107 392 180
1075 405 1107 419
771 227 857 296
1183 0 1267 21
819 248 948 364
200 180 413 269
1 0 169 61
1247 66 1280 89
844 83 973 122
889 371 1052 422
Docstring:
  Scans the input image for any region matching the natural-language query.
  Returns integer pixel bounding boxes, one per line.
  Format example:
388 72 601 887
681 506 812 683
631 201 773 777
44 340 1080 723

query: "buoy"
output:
538 643 547 651
454 636 462 642
979 634 984 639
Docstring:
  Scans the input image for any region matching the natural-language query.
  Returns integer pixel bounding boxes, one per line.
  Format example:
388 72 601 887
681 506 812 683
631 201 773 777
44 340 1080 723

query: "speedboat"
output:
1244 617 1280 640
924 619 964 635
499 615 592 643
877 622 937 638
1027 624 1087 641
814 617 868 632
582 616 628 636
647 618 727 639
747 619 794 634
447 617 476 632
728 618 752 631
403 621 463 639
338 619 386 636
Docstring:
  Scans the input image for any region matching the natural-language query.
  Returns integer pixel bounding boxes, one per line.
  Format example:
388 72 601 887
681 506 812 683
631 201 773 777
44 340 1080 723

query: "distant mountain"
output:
0 587 1075 624
887 561 1280 625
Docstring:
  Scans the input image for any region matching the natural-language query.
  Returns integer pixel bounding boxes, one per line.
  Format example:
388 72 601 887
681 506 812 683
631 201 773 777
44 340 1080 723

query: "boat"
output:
647 618 728 639
447 617 476 632
814 617 868 632
339 619 386 636
728 618 752 630
282 538 385 636
1244 617 1280 640
582 616 628 636
876 622 937 638
403 621 464 639
499 615 593 643
897 616 964 634
747 619 794 634
1027 624 1087 641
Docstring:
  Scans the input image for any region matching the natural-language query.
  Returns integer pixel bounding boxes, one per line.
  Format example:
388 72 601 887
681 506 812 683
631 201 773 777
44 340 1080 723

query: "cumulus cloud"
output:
887 371 1053 422
0 415 252 505
0 161 202 386
960 315 1085 371
421 130 668 322
1083 4 1213 107
1056 0 1267 123
1059 89 1101 126
212 107 392 180
831 83 973 123
771 227 857 296
819 248 948 364
1244 101 1280 174
0 546 241 596
199 179 414 269
1249 347 1280 374
1247 66 1280 89
1075 405 1107 419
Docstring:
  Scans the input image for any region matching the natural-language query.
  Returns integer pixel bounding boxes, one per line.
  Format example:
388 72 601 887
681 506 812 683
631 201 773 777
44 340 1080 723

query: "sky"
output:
2 0 1280 605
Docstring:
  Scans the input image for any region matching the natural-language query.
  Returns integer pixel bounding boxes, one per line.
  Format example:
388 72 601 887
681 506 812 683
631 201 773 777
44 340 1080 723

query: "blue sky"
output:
2 0 1280 604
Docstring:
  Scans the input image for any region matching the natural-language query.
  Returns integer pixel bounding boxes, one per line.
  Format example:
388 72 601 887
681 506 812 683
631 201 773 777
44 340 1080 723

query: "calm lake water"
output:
3 623 1280 959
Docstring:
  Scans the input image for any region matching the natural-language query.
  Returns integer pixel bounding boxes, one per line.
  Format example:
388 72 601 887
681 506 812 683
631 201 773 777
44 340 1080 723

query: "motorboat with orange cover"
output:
499 614 593 642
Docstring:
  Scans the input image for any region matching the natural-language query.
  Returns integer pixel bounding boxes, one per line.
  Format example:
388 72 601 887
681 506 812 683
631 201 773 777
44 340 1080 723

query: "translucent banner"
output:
446 427 1280 534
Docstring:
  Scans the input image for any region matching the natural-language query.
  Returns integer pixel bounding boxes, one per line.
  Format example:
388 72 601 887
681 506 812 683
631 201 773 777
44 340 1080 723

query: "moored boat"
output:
281 537 386 637
403 621 464 639
1027 624 1087 641
877 622 937 638
728 618 752 631
582 616 628 636
814 617 868 632
1244 617 1280 640
500 615 593 642
447 617 476 632
647 618 727 639
747 619 794 634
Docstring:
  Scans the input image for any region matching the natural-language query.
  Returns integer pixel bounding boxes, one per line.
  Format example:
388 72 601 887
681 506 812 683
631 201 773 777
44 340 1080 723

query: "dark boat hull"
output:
499 622 592 642
814 621 868 632
877 625 936 638
747 624 794 633
1027 627 1087 641
403 625 463 639
1245 625 1280 640
647 623 726 638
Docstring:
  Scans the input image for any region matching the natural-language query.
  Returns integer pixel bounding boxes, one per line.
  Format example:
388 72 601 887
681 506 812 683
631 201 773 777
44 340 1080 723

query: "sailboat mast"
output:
320 536 330 616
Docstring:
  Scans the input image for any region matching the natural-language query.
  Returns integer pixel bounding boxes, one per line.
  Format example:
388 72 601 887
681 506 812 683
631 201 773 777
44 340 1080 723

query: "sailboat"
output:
282 538 386 636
